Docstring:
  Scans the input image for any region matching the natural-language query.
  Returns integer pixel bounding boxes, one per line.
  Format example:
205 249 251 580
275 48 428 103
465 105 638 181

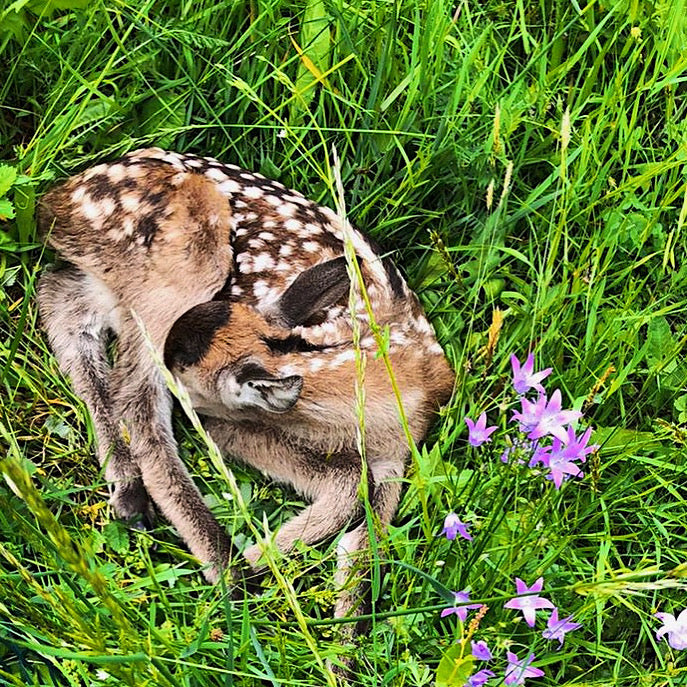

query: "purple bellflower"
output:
503 577 554 627
656 609 687 650
545 450 584 489
442 513 473 541
467 669 496 686
465 412 498 447
440 590 482 622
542 608 582 645
527 443 551 468
511 353 552 396
512 390 582 443
471 640 492 661
540 426 598 488
504 652 544 685
557 425 598 461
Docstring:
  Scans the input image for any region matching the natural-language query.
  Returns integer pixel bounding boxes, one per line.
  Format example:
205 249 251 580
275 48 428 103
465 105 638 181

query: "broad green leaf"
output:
645 316 675 368
43 415 72 439
0 7 29 44
0 198 15 220
14 183 34 243
292 0 330 114
102 521 130 555
0 165 17 197
592 426 661 454
676 394 687 424
436 645 474 687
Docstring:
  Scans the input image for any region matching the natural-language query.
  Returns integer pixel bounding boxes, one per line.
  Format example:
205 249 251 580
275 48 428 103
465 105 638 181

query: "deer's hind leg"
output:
36 266 154 524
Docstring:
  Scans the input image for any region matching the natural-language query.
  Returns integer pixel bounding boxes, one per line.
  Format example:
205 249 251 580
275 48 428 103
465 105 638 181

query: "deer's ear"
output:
164 301 230 370
276 257 350 327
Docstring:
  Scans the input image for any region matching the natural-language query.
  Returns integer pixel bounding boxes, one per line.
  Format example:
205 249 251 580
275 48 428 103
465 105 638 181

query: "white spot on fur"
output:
279 244 293 257
217 179 241 195
162 152 184 166
122 217 135 237
278 363 300 377
303 241 320 252
390 331 409 346
205 167 229 182
320 206 338 222
253 280 270 298
263 220 277 228
258 231 275 241
265 194 284 206
284 218 302 232
308 358 326 373
231 285 244 296
243 186 264 199
100 197 116 216
248 239 264 249
252 253 275 271
304 222 322 235
83 164 107 180
283 193 308 205
81 196 101 220
170 172 187 187
276 203 298 217
236 254 253 272
240 172 255 181
107 164 126 182
185 158 204 168
71 186 86 203
329 350 356 368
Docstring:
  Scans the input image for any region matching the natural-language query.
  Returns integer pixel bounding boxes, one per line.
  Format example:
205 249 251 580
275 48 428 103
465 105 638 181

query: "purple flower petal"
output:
471 640 493 661
468 668 496 686
511 353 552 396
504 578 554 627
504 652 544 685
440 590 482 622
465 412 498 447
442 512 473 541
656 609 687 650
542 607 582 645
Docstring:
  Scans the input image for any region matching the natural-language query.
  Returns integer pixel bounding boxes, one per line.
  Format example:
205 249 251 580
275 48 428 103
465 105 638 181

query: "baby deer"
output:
37 148 453 641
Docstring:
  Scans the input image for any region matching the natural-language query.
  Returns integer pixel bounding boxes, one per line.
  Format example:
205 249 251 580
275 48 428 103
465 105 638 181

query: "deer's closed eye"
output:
261 334 334 355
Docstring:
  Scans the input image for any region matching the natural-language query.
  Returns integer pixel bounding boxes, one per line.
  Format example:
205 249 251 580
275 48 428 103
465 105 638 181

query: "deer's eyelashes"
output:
217 361 303 413
261 334 332 355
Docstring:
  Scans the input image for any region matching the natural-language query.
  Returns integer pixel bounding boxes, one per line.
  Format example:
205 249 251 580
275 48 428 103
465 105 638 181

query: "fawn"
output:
37 147 453 640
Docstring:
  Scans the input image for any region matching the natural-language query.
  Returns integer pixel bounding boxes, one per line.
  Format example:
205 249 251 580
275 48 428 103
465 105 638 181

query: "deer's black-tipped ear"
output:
277 256 350 327
164 301 230 370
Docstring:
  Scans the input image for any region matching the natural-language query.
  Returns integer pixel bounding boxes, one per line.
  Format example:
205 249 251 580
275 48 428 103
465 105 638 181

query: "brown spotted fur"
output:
37 148 454 672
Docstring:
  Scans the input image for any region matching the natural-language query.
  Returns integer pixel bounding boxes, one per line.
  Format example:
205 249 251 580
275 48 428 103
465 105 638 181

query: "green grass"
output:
2 0 687 684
